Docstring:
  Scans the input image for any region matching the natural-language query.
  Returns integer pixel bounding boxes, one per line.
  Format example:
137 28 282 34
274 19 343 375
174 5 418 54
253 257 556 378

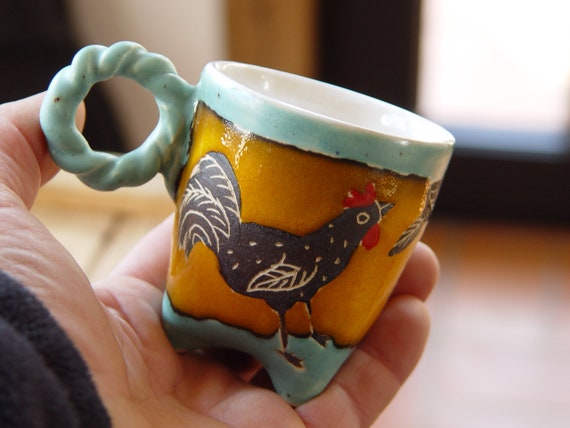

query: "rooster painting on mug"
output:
166 103 436 363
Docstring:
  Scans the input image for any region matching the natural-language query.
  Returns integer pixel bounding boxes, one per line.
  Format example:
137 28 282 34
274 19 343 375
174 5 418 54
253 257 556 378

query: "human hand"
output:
0 93 439 427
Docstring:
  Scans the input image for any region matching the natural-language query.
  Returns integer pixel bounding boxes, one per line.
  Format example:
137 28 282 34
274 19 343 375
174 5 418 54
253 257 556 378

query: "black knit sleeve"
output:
0 271 111 428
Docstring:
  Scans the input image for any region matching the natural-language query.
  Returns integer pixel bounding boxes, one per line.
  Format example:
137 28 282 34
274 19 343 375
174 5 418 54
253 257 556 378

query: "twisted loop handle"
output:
40 41 195 197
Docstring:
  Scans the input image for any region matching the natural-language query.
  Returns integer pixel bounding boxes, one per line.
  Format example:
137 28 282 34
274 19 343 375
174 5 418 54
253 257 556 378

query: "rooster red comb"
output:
343 182 377 208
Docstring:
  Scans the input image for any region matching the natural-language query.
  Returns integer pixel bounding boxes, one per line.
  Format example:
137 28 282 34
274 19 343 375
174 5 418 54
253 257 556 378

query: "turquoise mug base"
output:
161 293 353 406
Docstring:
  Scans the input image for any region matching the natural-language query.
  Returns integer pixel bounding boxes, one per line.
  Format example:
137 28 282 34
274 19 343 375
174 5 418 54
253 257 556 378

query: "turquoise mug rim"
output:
199 61 454 179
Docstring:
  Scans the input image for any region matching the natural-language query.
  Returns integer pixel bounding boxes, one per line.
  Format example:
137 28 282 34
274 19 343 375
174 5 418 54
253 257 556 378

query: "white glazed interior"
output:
213 62 454 145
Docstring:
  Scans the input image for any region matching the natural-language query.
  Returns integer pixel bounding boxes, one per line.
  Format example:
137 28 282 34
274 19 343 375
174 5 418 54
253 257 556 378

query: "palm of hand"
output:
0 94 438 427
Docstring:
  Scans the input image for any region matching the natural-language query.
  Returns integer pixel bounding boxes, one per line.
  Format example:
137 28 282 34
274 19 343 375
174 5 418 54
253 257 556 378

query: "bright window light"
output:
418 0 570 142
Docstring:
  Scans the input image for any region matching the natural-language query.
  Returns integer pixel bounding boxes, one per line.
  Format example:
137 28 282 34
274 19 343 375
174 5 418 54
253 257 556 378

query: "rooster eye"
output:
357 212 371 224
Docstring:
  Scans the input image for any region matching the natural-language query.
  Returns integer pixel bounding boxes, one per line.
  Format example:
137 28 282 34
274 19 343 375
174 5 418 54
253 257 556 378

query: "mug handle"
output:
40 41 195 198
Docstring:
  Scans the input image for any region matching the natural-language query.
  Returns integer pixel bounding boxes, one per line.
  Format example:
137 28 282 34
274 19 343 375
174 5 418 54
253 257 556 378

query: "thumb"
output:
0 93 85 208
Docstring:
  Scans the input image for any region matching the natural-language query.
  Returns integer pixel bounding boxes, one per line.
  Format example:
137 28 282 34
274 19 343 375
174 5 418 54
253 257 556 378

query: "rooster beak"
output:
376 201 394 217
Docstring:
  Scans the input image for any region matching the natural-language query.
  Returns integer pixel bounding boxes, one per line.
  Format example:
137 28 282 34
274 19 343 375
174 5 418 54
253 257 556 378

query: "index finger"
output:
0 93 85 208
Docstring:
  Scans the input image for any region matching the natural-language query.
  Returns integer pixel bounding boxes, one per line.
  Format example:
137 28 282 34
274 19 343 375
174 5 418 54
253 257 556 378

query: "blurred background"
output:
2 0 569 426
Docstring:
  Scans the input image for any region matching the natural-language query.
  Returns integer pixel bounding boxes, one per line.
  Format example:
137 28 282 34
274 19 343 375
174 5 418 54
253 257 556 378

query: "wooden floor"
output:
33 173 570 427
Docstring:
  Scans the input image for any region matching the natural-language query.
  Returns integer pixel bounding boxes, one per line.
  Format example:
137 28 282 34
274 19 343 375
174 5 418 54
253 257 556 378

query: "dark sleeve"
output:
0 271 111 428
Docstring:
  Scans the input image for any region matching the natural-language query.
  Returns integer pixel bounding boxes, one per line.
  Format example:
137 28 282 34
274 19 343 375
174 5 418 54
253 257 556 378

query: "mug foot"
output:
161 293 353 406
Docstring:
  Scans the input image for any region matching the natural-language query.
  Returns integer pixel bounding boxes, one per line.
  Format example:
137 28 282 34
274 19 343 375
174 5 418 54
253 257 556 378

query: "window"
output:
418 0 570 158
319 0 570 224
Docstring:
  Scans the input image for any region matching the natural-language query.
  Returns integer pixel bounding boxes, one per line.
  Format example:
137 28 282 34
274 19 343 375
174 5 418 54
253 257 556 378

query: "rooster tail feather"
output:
178 152 241 255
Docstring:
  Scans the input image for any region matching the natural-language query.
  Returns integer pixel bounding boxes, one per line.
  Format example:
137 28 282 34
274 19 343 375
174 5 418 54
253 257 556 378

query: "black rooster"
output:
178 152 393 360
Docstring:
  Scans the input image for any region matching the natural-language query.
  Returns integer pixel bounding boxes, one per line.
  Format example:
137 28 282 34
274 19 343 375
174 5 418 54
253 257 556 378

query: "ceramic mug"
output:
40 41 454 405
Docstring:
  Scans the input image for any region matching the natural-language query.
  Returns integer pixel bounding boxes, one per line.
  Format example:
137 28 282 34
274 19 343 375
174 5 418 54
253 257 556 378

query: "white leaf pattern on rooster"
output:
247 254 318 293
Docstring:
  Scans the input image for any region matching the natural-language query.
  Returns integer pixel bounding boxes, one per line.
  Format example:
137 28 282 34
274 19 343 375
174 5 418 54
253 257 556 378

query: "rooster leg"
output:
276 310 304 368
278 310 288 350
305 301 331 347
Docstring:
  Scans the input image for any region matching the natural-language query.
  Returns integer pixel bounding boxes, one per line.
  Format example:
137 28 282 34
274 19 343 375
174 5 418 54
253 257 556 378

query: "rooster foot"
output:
311 332 331 347
278 350 304 368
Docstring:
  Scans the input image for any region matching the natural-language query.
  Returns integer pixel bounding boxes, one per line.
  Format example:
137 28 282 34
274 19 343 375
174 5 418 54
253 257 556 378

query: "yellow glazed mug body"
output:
40 42 454 405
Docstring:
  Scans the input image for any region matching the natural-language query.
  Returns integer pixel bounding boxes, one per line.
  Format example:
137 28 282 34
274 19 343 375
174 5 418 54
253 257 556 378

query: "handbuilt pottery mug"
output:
40 41 454 406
